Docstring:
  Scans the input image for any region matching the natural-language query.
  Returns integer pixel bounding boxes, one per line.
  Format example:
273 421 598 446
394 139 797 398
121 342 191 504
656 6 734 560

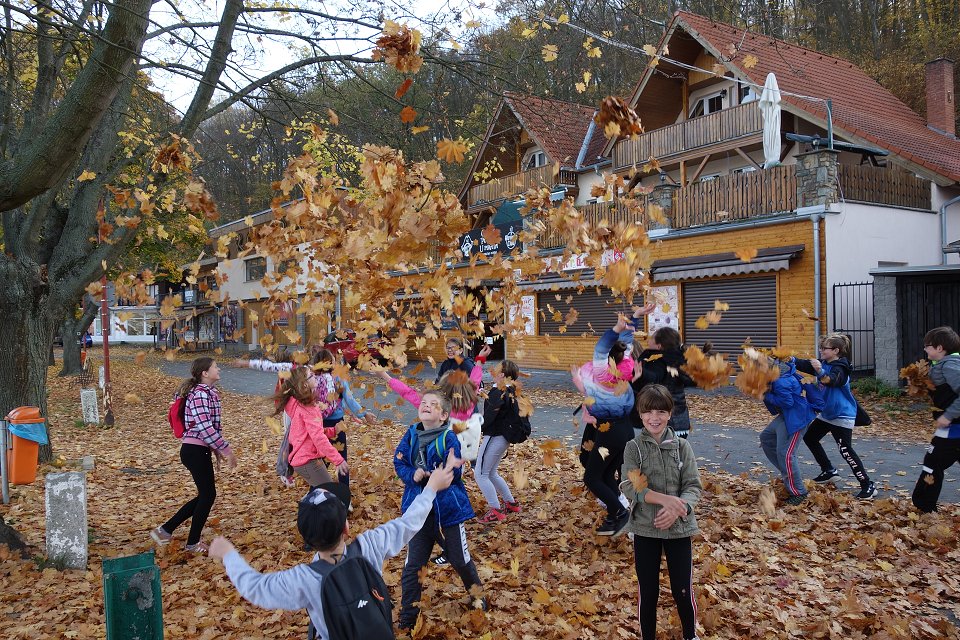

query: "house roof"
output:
502 92 605 168
614 11 960 184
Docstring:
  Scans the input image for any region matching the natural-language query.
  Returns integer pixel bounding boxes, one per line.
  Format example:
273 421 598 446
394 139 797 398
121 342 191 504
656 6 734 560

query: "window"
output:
277 259 296 274
245 257 266 282
698 174 721 183
732 166 757 175
525 151 546 170
689 92 724 118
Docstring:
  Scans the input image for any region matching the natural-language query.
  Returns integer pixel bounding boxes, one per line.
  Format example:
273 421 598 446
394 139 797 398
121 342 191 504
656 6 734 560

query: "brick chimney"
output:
925 57 956 137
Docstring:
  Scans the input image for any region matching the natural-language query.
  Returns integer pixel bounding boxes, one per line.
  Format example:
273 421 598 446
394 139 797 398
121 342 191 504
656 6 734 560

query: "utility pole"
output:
97 199 114 426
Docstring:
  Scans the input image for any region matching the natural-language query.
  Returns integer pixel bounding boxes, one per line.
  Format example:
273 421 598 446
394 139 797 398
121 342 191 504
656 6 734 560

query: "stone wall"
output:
872 275 900 384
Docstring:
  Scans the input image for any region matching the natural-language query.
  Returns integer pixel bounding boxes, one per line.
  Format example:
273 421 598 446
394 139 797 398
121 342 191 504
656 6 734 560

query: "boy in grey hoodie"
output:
912 326 960 513
208 451 461 640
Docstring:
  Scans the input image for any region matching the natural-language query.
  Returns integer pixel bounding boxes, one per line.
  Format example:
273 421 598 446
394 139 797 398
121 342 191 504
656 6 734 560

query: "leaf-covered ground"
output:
1 358 958 639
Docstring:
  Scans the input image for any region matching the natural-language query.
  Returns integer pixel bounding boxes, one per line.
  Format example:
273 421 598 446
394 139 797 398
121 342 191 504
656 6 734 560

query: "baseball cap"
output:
297 482 352 550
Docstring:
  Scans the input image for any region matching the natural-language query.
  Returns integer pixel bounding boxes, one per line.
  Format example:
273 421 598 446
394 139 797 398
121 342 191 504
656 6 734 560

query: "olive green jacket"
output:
619 428 702 539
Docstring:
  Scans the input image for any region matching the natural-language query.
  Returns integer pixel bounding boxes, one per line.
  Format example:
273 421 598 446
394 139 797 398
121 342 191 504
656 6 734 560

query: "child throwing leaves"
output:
912 326 960 512
796 334 877 500
151 357 236 553
394 391 486 629
620 384 703 640
760 357 817 505
474 359 525 524
435 336 476 383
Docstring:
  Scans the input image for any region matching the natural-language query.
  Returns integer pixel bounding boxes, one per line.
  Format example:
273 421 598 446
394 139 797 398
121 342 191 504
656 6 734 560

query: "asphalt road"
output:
159 360 958 504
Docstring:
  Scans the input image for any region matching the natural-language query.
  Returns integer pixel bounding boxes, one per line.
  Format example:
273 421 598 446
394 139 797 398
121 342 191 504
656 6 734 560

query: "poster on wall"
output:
648 285 679 333
509 295 536 335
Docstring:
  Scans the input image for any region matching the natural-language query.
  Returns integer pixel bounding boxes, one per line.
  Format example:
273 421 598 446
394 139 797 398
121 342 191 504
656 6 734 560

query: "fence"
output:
832 281 875 372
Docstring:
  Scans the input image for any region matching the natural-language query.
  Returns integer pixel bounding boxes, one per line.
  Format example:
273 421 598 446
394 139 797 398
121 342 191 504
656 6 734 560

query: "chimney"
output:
925 57 956 137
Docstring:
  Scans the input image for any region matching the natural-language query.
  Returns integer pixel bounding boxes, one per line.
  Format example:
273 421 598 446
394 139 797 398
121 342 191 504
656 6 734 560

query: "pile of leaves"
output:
1 360 958 639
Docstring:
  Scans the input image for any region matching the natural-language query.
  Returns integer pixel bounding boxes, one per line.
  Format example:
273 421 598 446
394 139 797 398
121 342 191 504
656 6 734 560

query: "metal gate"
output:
832 281 874 372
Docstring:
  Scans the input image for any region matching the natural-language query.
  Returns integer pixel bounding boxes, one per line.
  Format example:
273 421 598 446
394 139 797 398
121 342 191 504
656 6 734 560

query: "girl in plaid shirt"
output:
151 357 236 553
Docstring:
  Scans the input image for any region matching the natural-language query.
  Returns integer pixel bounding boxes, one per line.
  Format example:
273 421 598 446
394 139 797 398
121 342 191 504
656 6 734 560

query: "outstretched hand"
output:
613 313 629 334
478 344 492 360
633 300 657 317
209 536 235 560
426 449 464 492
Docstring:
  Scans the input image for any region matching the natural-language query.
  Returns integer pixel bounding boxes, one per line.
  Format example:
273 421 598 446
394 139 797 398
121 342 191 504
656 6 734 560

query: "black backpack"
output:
498 390 531 444
306 539 395 640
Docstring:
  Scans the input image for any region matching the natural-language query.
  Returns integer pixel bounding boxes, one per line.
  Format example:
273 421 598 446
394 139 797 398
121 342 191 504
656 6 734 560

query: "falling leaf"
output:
134 351 147 365
513 464 529 490
399 105 417 124
598 446 609 460
437 138 470 163
759 486 777 517
627 468 648 491
595 96 642 138
743 54 759 69
395 78 414 98
736 247 758 262
123 393 143 405
411 125 429 135
735 348 780 400
542 44 559 62
481 223 502 246
899 360 935 397
682 345 732 390
327 109 339 126
77 170 96 182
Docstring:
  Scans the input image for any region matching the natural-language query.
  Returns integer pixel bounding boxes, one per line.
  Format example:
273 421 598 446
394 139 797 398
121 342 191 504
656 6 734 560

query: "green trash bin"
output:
103 550 163 640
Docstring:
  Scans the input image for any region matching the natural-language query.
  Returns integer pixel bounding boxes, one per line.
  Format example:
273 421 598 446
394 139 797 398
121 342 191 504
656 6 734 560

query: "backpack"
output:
800 379 826 413
495 389 531 445
167 393 188 439
306 539 394 640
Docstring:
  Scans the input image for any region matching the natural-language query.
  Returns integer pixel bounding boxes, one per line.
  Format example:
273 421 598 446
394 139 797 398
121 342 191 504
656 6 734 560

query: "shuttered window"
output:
537 286 635 336
682 276 777 354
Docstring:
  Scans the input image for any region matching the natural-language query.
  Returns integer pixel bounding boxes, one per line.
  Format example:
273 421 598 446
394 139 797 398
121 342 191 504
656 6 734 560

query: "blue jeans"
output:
759 416 807 497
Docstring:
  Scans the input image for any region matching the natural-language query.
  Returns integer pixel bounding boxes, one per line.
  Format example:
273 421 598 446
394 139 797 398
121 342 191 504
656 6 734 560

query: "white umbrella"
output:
759 72 781 169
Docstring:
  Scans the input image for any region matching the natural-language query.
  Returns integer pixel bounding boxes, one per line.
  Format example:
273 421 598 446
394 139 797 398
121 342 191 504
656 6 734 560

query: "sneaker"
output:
472 596 489 611
431 554 448 566
856 482 877 500
502 500 521 514
595 511 629 536
184 541 209 554
813 469 839 483
478 508 506 524
149 526 172 546
785 494 807 506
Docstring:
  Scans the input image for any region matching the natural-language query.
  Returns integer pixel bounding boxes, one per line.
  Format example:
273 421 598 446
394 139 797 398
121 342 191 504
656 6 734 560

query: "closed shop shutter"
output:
538 286 634 335
682 276 777 355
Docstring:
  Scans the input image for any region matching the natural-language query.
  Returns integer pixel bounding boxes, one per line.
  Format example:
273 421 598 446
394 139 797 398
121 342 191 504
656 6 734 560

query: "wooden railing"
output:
468 165 578 207
537 201 639 250
612 102 763 170
673 165 797 227
838 164 932 210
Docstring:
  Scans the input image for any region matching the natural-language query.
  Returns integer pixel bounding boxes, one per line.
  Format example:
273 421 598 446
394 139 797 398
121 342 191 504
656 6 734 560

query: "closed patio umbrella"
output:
759 72 782 169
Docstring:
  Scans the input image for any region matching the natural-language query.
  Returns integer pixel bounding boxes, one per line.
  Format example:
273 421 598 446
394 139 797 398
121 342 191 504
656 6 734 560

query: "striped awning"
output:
651 245 804 282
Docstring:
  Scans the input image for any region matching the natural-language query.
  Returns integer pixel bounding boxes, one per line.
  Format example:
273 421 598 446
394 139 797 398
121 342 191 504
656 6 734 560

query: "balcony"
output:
612 102 763 171
534 164 930 249
467 165 578 209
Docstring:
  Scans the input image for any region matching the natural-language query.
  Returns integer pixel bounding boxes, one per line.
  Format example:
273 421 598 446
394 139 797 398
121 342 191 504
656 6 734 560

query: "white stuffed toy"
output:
451 413 483 462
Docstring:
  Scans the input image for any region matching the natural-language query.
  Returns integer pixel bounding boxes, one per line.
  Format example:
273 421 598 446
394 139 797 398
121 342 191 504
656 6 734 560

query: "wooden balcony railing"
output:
468 165 578 207
612 102 763 170
673 165 797 227
837 164 931 210
537 201 639 250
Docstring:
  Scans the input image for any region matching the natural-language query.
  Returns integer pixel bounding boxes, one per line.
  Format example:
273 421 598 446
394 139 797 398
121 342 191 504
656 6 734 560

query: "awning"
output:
492 200 524 225
651 245 804 282
519 270 602 292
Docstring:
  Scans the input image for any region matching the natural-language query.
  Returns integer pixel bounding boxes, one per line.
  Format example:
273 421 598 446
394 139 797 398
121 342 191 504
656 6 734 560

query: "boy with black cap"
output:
208 451 461 640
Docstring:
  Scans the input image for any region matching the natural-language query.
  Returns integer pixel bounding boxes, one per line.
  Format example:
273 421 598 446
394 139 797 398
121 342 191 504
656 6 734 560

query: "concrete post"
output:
872 275 901 385
45 472 88 569
648 182 678 235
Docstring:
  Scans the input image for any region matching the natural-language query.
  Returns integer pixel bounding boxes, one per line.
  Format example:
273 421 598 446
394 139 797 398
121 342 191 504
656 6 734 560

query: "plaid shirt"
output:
183 384 229 451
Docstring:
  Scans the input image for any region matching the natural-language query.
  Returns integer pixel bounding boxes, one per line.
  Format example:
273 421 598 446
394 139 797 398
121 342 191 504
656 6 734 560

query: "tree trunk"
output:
59 298 98 376
0 260 61 463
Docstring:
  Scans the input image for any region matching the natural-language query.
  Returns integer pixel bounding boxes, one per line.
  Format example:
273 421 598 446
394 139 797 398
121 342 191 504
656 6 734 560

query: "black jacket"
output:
482 385 520 437
435 356 475 384
631 347 694 433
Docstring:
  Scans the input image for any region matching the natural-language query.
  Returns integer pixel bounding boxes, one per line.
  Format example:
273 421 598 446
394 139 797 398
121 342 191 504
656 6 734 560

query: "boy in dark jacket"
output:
760 358 816 505
393 390 484 629
912 326 960 512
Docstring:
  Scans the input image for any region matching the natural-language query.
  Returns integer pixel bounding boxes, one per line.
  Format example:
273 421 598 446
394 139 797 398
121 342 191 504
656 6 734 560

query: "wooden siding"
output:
838 165 932 210
673 165 797 226
400 219 827 370
612 103 763 170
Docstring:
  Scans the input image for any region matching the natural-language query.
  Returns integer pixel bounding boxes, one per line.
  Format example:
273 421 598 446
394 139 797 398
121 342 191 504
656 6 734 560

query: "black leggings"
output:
912 436 960 513
162 444 217 545
634 535 697 640
803 418 870 484
325 420 349 488
582 417 633 518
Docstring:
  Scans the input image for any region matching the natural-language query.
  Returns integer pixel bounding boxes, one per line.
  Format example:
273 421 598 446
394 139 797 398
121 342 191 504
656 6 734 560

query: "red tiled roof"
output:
632 11 960 183
503 92 604 168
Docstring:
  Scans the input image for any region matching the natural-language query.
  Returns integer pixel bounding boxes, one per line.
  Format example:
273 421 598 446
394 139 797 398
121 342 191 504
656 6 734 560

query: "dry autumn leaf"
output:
437 138 469 163
399 105 417 123
735 247 758 262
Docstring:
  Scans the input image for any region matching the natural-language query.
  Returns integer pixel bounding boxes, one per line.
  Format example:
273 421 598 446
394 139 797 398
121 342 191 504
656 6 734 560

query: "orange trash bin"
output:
6 407 45 485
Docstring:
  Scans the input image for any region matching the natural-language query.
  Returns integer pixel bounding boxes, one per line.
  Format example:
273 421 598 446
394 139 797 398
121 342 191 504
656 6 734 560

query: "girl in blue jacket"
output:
796 334 876 500
760 358 816 504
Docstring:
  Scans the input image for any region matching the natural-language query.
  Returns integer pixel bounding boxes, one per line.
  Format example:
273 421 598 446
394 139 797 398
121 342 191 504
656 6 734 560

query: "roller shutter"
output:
538 287 635 335
682 277 777 355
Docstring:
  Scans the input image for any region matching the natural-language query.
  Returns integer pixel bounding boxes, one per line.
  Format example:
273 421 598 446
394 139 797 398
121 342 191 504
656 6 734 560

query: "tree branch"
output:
0 0 154 213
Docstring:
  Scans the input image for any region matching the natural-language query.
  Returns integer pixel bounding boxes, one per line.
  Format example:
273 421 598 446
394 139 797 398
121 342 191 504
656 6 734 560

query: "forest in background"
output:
192 0 960 221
